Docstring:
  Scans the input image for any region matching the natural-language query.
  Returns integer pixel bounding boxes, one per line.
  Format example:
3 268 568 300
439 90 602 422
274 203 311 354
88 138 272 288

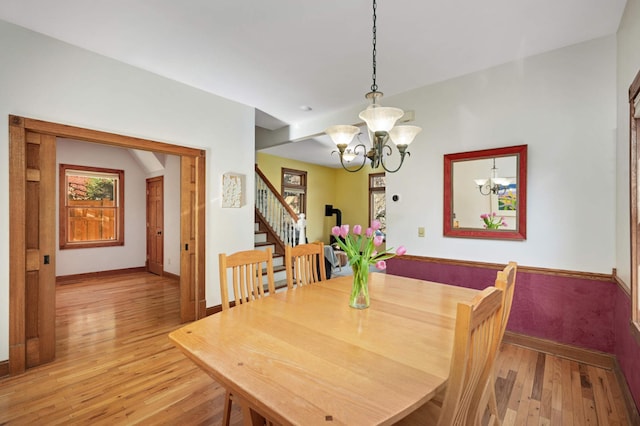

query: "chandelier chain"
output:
370 0 378 93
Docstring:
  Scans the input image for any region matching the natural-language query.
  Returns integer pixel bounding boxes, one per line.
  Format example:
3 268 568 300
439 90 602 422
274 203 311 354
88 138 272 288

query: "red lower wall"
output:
386 256 640 411
613 288 640 412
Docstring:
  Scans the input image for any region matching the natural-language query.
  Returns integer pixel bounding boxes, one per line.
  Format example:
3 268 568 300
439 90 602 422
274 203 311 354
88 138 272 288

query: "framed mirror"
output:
443 145 527 240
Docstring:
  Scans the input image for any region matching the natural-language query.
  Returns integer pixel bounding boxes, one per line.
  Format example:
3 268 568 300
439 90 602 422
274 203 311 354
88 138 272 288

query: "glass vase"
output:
349 261 370 309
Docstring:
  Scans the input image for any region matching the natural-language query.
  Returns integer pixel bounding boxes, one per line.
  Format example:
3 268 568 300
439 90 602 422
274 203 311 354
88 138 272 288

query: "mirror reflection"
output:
443 145 527 240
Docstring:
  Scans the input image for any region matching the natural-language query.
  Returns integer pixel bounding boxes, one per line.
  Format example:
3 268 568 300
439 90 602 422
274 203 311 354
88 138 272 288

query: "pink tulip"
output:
396 246 407 256
371 220 382 231
480 213 489 219
373 235 384 247
366 227 374 237
491 212 497 217
353 225 362 235
376 260 387 270
502 221 508 227
340 224 349 239
331 226 341 237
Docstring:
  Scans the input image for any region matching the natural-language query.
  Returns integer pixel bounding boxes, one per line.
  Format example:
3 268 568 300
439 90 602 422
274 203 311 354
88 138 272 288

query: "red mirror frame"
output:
443 145 527 240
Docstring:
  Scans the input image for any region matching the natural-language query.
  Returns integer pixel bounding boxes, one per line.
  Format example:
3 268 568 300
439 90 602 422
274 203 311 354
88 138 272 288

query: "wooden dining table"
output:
169 273 479 426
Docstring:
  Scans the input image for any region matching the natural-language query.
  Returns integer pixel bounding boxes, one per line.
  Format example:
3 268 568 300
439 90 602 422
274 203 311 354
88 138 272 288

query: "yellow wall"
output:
256 152 337 243
256 152 382 244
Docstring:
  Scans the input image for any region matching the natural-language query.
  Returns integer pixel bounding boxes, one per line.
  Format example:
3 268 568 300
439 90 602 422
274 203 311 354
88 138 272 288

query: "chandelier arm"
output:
478 184 491 196
331 143 369 173
380 152 410 173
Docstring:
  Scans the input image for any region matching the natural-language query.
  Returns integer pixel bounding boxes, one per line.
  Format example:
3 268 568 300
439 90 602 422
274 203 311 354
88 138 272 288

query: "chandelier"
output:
474 158 510 196
324 0 421 173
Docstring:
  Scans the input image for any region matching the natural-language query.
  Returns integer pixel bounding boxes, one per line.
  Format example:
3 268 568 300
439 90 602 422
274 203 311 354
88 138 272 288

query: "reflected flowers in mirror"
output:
480 212 508 229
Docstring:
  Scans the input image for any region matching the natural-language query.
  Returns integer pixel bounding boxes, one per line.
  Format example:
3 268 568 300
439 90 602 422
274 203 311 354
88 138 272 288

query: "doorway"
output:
8 115 206 375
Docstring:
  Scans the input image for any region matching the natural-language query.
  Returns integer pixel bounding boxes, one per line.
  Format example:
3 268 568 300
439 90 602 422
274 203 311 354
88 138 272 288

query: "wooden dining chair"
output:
285 242 326 289
395 286 505 426
482 261 518 425
219 247 276 311
218 247 276 425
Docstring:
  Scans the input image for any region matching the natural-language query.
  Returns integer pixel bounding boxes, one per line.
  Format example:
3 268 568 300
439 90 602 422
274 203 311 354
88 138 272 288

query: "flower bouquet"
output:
480 212 508 229
331 220 406 309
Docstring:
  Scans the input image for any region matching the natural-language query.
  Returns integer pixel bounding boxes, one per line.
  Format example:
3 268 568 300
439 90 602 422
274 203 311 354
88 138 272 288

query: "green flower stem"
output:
349 259 370 309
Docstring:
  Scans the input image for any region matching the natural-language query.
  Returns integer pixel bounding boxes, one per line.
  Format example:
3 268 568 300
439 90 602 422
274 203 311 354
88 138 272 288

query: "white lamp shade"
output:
389 125 422 146
342 150 357 162
474 179 488 186
358 104 404 132
325 125 360 146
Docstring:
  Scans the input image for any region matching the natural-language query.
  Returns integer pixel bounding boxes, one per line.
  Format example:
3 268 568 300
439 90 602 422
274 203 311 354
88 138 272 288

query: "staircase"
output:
254 165 304 291
254 220 288 290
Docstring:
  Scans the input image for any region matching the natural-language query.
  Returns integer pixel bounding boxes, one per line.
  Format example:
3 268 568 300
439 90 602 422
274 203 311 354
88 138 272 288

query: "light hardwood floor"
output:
0 272 634 425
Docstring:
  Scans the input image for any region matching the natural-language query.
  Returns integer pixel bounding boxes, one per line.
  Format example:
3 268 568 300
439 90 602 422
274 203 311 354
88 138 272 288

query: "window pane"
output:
67 206 117 241
68 176 116 202
370 175 385 188
283 173 302 186
371 192 386 232
284 191 302 214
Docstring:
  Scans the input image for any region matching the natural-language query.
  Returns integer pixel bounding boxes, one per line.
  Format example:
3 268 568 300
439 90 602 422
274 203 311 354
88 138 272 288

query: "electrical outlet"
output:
418 227 425 237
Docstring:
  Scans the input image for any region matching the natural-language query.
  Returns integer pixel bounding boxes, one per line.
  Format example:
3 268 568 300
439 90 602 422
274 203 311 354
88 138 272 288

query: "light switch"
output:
418 227 425 237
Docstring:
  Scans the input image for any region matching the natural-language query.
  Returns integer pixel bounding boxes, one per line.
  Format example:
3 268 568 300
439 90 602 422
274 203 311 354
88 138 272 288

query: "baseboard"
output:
0 359 8 378
612 357 640 426
503 331 616 369
56 267 147 285
163 271 180 281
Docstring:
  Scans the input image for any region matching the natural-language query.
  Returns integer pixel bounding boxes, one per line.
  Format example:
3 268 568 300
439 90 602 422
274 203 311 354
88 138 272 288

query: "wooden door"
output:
146 176 164 276
180 155 206 321
9 117 56 372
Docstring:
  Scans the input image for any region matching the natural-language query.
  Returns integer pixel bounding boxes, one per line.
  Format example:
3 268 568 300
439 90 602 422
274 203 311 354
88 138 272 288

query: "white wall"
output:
0 20 256 361
383 36 617 273
615 0 640 289
56 139 147 276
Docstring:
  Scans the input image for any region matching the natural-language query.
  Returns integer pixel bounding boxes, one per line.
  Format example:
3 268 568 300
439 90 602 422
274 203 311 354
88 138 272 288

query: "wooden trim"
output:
14 115 203 157
163 271 180 281
397 254 614 282
206 305 223 316
9 116 27 375
503 331 616 370
613 356 640 425
631 68 640 341
0 360 8 378
56 267 147 285
255 164 299 222
613 268 632 297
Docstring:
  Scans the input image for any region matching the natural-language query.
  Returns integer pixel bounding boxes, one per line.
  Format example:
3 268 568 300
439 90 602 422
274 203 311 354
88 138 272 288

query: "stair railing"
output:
255 165 304 248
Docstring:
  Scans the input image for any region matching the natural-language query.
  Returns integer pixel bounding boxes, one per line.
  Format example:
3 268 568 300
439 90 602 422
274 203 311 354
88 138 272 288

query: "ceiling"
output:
0 0 627 167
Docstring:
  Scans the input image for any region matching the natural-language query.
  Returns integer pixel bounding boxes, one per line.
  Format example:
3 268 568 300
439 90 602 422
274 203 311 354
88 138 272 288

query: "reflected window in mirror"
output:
443 145 527 240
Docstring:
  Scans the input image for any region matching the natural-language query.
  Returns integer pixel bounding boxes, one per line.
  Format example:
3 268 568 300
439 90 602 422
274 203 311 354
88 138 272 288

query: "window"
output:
59 164 125 249
631 69 640 336
369 173 386 233
281 168 307 214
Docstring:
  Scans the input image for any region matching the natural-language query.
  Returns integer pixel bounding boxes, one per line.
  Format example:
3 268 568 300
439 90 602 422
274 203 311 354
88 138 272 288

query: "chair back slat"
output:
219 248 275 310
495 261 517 340
285 242 326 289
437 286 504 426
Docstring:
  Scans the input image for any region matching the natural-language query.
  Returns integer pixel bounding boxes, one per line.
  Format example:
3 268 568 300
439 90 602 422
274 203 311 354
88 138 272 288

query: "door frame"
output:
8 115 206 374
